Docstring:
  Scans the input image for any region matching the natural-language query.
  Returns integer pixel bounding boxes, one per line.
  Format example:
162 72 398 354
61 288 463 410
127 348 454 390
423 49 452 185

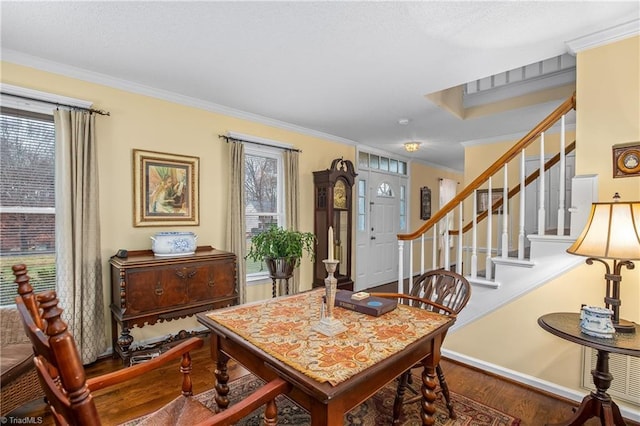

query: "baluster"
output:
471 189 478 278
420 234 425 276
501 164 509 258
397 240 404 294
538 132 546 235
557 115 566 235
408 239 414 294
518 148 526 260
432 222 438 271
444 212 451 270
485 178 493 280
457 202 463 274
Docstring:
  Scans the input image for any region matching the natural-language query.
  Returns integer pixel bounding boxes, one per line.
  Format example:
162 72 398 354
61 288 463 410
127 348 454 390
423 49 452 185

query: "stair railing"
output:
396 93 576 292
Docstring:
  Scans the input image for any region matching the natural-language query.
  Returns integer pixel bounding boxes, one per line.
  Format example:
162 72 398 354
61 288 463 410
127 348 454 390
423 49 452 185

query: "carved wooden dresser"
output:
109 245 237 364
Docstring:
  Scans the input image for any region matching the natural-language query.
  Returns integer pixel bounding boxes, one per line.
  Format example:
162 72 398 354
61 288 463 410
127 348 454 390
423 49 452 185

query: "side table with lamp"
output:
538 195 640 426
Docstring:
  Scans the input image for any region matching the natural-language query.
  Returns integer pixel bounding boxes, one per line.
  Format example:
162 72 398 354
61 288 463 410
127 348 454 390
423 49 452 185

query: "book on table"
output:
334 290 397 317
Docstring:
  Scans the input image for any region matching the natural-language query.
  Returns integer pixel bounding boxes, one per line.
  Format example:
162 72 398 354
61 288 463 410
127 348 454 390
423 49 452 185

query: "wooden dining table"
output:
196 288 455 425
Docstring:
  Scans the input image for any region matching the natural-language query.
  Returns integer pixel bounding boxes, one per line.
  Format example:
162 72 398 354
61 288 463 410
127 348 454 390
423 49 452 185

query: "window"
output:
357 180 366 232
400 185 406 231
376 182 393 197
0 107 56 306
244 147 284 278
358 150 407 176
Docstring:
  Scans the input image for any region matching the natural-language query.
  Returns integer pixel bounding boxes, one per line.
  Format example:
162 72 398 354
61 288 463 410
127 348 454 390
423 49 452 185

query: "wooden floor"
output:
9 337 639 425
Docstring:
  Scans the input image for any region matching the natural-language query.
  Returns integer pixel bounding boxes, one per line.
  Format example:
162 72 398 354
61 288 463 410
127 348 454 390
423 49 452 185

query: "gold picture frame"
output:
612 142 640 178
477 188 504 215
133 149 199 227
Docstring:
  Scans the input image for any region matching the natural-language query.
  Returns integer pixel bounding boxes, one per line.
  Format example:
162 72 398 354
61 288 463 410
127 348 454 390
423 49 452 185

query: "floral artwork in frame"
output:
133 149 200 227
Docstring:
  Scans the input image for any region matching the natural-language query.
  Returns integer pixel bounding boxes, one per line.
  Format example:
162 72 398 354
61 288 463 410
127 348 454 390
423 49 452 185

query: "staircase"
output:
397 93 595 330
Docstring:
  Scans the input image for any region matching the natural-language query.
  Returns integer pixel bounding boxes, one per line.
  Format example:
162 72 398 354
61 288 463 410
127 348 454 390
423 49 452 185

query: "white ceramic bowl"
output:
150 232 197 256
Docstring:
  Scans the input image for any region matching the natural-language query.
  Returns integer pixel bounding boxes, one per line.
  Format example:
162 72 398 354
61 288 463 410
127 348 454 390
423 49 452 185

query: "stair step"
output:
492 257 535 268
466 276 500 289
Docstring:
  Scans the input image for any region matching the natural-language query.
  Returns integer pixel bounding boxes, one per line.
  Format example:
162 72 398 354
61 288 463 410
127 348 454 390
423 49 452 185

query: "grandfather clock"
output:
313 158 357 290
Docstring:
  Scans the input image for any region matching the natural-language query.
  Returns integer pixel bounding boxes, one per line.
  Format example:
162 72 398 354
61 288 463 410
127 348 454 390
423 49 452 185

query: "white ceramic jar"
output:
150 231 197 256
580 305 615 338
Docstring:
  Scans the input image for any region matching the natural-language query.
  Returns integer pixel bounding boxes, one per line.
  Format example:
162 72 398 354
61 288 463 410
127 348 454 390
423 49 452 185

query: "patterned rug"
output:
176 373 520 426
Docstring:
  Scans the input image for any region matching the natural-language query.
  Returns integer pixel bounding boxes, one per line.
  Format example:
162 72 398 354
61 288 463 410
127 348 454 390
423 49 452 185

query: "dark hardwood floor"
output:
8 337 639 425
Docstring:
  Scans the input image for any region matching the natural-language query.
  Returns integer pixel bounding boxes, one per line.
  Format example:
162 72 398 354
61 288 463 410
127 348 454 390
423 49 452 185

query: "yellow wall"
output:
448 35 640 410
408 162 463 270
1 61 355 341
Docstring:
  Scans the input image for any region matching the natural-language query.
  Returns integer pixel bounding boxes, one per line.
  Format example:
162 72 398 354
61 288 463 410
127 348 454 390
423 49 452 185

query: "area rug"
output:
125 372 520 426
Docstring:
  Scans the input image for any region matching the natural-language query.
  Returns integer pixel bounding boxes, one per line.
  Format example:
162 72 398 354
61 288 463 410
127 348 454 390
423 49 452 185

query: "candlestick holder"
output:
312 259 347 336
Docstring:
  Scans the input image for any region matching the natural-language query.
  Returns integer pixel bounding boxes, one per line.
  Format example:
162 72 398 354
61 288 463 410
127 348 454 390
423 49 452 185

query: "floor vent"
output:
582 347 640 406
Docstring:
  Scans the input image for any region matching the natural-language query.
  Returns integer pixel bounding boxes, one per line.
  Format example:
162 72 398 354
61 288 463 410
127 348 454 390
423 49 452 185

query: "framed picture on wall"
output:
420 187 431 220
477 188 504 215
612 142 640 178
133 149 200 227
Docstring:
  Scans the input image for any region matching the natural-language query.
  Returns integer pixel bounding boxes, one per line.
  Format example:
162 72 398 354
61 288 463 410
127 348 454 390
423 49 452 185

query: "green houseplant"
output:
246 225 316 278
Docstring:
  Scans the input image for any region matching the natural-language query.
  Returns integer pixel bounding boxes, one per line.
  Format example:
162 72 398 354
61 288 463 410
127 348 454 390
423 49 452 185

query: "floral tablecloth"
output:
206 288 452 386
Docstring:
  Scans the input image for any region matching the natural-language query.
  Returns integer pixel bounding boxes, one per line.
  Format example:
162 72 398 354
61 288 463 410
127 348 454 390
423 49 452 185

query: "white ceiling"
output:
1 1 638 171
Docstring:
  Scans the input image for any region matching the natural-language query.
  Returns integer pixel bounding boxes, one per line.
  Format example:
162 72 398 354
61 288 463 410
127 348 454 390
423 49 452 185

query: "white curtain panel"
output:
438 178 458 265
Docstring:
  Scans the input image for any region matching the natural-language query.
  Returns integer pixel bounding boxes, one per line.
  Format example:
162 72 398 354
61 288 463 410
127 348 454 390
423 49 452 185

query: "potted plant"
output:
246 225 316 279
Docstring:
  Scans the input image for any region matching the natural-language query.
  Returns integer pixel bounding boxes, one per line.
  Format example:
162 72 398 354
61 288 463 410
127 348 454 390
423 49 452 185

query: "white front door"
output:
355 171 406 291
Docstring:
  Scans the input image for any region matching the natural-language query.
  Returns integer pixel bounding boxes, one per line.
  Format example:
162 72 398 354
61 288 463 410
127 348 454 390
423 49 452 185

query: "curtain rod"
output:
219 135 301 153
1 92 110 116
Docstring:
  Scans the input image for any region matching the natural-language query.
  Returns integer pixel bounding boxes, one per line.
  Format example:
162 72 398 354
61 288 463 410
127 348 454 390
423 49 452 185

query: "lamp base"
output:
312 317 347 337
614 318 636 334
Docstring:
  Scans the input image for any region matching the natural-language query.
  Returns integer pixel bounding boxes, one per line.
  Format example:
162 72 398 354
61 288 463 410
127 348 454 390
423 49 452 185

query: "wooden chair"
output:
373 268 471 423
14 267 290 425
0 264 47 416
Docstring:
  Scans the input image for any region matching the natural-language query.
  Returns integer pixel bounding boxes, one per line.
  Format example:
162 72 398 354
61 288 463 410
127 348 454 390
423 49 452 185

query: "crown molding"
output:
566 19 640 55
1 49 358 147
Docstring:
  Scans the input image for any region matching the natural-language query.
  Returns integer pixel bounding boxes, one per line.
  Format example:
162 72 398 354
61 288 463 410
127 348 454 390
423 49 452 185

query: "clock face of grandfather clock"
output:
313 158 357 290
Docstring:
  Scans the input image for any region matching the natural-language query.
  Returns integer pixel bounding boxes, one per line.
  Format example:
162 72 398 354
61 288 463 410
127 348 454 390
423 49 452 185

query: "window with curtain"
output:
244 146 284 279
0 107 56 306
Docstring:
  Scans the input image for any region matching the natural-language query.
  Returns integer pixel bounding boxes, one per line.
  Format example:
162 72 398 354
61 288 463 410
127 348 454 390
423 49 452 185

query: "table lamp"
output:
566 195 640 333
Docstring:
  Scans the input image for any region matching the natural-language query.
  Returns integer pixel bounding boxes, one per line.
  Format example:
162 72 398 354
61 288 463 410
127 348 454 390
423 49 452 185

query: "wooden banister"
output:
398 92 575 241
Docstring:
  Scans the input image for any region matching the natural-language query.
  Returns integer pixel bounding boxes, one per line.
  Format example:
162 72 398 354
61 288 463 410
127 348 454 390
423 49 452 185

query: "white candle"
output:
328 226 334 260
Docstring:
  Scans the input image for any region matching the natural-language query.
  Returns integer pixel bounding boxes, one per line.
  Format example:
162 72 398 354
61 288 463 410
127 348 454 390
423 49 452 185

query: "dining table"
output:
196 288 455 425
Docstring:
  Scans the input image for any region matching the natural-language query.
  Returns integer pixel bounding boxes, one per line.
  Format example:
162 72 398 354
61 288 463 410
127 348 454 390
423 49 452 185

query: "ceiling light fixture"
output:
404 142 421 152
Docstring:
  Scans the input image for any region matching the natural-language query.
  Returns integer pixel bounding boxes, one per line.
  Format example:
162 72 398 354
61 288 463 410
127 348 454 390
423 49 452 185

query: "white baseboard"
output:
442 349 640 422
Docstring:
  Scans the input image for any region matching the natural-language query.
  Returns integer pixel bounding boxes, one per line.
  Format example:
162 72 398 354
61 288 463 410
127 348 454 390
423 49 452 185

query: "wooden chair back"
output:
410 269 471 315
13 264 45 330
13 264 60 385
34 290 101 425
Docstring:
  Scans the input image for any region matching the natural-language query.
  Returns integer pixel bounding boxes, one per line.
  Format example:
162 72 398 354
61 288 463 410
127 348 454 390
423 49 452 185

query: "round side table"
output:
538 312 639 426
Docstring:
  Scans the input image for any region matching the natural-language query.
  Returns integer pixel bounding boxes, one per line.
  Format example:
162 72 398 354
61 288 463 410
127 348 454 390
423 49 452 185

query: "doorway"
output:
355 170 408 291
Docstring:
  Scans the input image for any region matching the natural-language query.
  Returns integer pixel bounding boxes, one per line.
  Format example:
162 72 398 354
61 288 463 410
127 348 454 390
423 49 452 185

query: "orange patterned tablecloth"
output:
206 289 452 386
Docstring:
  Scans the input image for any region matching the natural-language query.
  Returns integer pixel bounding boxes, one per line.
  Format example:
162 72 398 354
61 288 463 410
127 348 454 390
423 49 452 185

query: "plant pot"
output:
265 257 296 279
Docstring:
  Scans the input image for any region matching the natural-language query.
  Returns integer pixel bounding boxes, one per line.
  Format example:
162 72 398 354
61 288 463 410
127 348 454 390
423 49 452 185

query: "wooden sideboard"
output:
109 245 238 364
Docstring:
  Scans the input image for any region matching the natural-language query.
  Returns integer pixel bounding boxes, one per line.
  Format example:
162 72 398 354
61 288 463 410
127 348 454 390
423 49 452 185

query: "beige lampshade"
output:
567 201 640 260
